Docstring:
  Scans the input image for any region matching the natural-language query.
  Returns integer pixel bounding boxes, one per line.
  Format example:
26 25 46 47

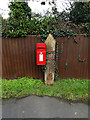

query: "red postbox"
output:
36 43 46 65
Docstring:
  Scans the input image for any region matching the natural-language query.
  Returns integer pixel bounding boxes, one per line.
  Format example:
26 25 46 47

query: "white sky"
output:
0 0 72 19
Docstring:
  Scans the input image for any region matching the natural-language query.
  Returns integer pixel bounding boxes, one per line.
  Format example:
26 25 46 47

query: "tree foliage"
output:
2 2 32 38
69 2 90 24
2 1 90 39
0 14 2 36
9 2 31 20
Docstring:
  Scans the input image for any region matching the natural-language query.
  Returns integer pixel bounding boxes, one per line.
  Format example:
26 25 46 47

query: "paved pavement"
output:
2 95 89 118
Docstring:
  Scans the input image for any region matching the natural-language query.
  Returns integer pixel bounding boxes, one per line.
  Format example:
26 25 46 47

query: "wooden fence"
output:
1 35 89 80
57 35 88 79
2 36 43 80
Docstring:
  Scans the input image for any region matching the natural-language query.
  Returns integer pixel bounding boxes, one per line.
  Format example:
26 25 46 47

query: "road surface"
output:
2 95 89 118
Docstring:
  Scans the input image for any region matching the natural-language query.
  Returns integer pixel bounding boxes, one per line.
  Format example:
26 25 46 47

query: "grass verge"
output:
1 77 88 102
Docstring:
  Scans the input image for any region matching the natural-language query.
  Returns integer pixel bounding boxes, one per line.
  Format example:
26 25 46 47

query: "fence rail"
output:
1 35 89 80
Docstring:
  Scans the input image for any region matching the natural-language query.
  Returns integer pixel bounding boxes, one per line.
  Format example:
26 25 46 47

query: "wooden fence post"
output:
45 34 56 85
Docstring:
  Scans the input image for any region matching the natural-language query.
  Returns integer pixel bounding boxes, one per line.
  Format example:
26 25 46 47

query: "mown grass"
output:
1 77 89 102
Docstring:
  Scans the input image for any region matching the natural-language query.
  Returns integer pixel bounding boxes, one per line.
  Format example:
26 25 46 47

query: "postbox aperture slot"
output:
37 47 45 49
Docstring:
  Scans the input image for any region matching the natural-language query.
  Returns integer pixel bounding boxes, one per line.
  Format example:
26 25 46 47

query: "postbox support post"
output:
44 34 56 85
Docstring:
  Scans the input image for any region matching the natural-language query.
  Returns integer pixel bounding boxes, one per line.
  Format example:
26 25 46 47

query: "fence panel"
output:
0 37 2 78
2 35 89 80
2 36 44 80
57 35 88 79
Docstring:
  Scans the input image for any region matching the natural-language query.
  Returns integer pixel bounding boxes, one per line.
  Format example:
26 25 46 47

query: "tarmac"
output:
1 95 89 118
